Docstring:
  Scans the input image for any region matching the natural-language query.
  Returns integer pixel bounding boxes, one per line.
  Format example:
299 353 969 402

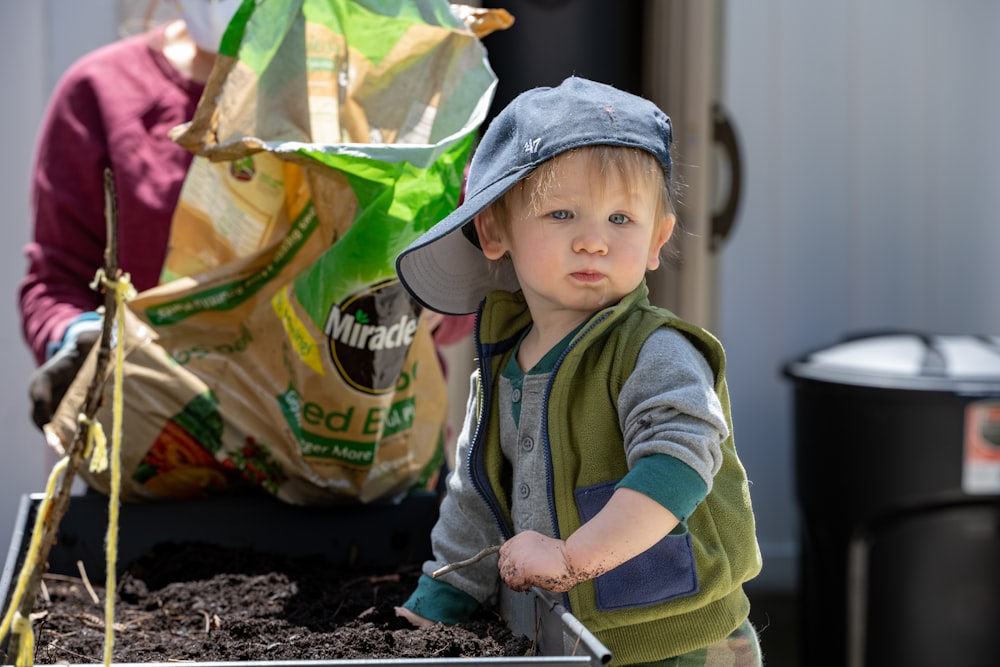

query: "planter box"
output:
1 492 610 667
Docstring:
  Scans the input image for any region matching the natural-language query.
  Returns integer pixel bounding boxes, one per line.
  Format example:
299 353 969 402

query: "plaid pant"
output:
631 618 763 667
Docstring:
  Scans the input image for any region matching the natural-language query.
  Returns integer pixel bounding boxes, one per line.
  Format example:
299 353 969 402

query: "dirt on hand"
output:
27 542 534 664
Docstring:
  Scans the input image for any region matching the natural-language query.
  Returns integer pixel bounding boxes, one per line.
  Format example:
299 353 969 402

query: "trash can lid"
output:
784 333 1000 392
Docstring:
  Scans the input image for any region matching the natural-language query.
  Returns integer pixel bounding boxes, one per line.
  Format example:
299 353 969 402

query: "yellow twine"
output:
0 456 68 666
80 414 108 474
11 613 33 667
0 272 134 667
88 268 106 292
102 272 133 666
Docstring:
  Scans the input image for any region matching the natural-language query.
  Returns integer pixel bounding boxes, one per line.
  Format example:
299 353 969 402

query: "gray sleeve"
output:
422 370 504 605
617 327 728 492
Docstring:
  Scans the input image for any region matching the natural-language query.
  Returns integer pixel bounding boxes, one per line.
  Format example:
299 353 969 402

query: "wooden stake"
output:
3 168 122 664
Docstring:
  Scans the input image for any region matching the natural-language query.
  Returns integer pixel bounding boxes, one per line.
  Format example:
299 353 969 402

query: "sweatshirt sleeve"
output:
412 370 504 615
19 29 202 366
401 574 481 624
617 453 707 523
19 59 114 364
616 327 728 515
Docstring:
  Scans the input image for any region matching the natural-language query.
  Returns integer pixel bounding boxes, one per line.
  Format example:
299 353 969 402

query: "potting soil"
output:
28 542 533 663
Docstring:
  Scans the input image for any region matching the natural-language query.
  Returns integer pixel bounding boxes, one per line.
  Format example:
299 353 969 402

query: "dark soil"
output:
29 542 534 664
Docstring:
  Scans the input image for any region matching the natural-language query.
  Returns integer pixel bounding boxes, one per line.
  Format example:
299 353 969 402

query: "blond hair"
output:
488 145 674 238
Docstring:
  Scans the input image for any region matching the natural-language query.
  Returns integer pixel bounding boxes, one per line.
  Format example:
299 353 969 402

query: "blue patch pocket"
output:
575 480 699 610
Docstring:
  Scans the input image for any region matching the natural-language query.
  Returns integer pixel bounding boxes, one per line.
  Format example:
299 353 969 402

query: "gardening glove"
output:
29 328 101 430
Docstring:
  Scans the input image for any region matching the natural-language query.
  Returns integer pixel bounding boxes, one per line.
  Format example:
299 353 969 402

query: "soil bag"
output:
45 0 509 504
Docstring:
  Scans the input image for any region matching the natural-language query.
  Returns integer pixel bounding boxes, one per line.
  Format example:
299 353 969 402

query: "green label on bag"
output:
145 203 319 326
277 385 416 466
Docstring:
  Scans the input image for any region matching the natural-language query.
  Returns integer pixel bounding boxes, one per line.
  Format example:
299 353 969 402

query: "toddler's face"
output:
476 150 672 324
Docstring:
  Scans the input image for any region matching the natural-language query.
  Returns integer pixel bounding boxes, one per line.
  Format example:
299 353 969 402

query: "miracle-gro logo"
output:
324 280 420 394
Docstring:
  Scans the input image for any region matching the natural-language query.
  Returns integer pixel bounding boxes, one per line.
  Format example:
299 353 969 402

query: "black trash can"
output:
784 332 1000 667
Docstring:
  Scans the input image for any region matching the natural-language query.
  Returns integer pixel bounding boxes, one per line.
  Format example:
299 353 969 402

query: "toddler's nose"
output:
573 226 608 255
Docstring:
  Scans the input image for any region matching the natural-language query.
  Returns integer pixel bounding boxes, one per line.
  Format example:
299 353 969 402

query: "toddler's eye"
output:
609 213 630 225
550 210 572 220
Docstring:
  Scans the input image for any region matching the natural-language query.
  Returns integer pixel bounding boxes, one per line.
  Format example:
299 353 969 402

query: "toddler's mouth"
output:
571 271 605 283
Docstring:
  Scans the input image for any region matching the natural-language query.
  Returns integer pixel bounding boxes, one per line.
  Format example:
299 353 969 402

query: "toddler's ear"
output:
647 214 676 271
474 210 507 260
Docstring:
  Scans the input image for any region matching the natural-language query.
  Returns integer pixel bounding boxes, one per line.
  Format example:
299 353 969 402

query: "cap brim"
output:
396 168 527 314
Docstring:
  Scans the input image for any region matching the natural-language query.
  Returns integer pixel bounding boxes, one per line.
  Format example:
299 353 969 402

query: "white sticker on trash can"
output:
963 401 1000 494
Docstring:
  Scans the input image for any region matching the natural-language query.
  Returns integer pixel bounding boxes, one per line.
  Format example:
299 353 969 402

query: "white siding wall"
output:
721 0 1000 588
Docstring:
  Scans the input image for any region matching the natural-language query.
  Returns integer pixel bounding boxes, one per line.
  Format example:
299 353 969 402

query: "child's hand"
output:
498 530 578 593
394 606 435 628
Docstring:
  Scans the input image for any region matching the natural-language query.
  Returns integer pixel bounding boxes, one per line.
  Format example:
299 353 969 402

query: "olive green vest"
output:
473 283 761 664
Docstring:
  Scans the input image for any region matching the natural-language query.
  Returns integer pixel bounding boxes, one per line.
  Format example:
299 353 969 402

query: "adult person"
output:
21 1 241 428
21 0 473 431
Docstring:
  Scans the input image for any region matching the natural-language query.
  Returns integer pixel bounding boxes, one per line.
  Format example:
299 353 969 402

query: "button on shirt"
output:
499 324 582 537
499 372 552 535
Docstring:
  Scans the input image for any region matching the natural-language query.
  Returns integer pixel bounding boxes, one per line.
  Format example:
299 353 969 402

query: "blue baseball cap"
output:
396 76 673 315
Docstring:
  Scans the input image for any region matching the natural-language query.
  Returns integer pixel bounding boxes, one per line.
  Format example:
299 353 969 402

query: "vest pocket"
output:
574 480 699 610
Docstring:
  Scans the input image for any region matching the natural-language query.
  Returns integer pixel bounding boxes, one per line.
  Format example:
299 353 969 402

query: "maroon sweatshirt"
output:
19 25 474 367
19 25 204 364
